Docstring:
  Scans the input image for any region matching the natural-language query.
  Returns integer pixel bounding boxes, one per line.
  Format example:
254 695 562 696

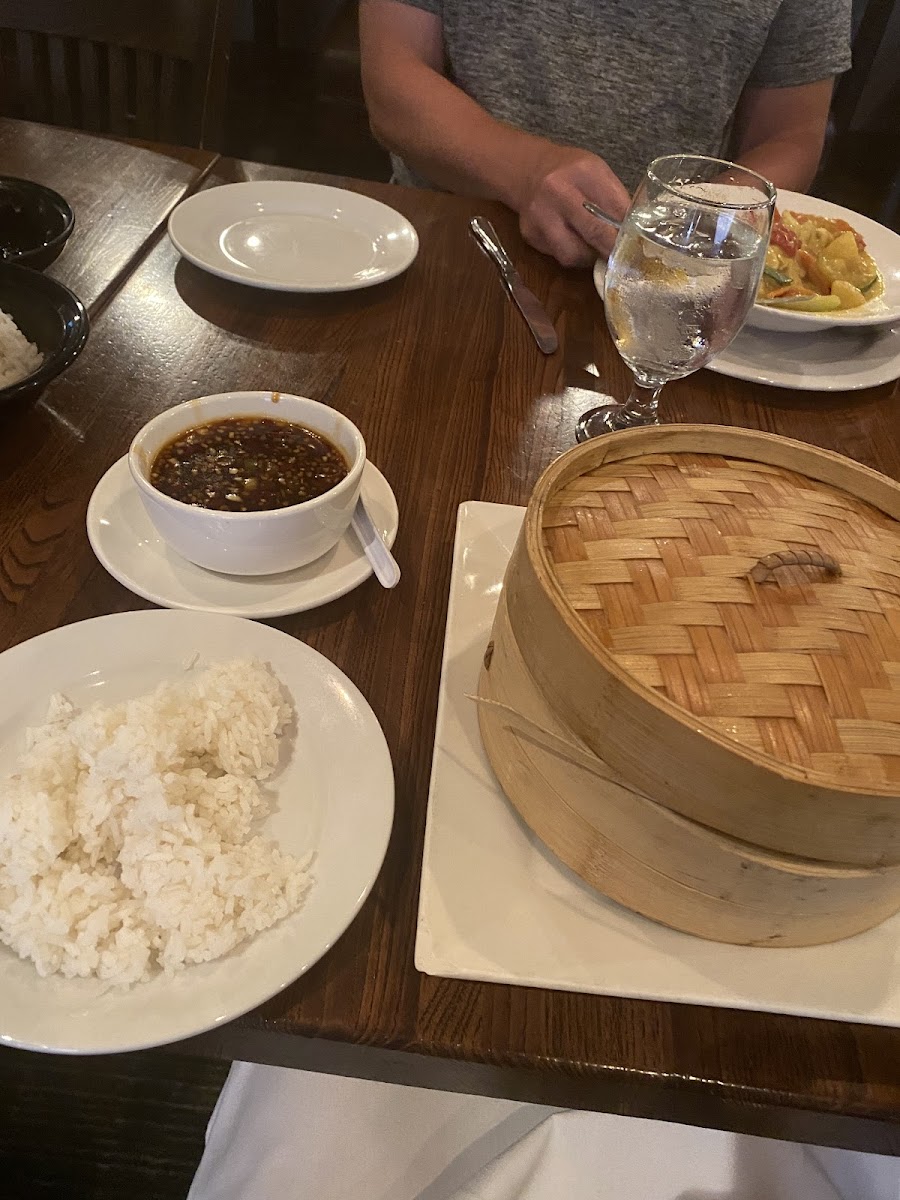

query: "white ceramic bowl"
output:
129 391 365 575
748 190 900 334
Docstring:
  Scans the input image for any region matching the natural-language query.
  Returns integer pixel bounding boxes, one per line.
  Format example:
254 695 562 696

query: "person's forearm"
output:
363 56 547 208
360 5 631 265
736 135 825 193
732 79 833 194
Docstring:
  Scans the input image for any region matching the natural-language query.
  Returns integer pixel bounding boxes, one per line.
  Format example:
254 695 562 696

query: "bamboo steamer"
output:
478 590 900 946
499 425 900 869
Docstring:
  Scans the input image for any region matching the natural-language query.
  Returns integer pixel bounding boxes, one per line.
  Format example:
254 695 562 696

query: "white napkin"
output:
188 1063 894 1200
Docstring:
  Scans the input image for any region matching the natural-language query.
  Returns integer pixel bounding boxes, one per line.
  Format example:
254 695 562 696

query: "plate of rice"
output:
0 610 394 1053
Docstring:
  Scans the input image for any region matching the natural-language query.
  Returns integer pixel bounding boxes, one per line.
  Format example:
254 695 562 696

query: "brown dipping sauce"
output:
0 201 48 258
149 416 349 512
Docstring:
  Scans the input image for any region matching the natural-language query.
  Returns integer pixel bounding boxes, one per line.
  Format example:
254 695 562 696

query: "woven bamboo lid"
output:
539 427 900 793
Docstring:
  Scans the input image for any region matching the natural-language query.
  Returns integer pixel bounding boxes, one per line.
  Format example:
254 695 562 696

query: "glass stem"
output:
618 373 665 426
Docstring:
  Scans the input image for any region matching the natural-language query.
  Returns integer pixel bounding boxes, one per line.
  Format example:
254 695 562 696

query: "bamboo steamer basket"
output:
478 590 900 946
499 425 900 868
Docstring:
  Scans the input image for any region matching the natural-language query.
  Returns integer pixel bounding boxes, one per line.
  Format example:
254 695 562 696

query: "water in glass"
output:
576 157 775 440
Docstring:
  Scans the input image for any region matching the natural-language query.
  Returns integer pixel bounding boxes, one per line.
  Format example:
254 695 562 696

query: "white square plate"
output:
416 502 900 1027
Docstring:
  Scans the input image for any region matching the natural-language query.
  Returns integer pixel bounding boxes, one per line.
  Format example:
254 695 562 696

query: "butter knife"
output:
470 217 558 354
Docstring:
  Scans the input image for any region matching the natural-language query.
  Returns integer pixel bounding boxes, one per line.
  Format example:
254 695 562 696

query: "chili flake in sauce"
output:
149 417 349 512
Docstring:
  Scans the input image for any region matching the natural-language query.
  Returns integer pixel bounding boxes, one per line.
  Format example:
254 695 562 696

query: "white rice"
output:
0 308 42 388
0 659 312 986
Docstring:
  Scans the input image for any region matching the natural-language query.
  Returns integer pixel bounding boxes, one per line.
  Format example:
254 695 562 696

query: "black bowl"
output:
0 176 75 270
0 263 89 407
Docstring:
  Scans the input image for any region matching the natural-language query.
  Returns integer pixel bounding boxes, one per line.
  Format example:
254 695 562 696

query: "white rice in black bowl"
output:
0 306 42 388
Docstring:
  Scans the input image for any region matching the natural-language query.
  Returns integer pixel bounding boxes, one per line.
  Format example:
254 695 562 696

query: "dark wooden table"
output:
2 127 900 1156
0 118 217 311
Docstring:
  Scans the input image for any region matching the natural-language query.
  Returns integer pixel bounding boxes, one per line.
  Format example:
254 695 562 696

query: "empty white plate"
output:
168 181 419 292
0 610 394 1053
87 457 399 618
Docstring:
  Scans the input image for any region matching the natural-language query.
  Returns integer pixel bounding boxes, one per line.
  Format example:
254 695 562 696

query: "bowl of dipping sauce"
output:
0 177 75 269
129 391 366 575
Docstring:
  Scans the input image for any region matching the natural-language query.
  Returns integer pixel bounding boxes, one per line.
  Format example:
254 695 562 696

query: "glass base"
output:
575 398 660 442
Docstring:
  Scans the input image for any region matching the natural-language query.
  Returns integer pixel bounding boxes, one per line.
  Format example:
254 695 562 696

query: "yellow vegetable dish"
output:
756 208 884 313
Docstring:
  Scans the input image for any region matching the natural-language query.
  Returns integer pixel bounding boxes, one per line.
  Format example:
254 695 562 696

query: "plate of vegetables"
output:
747 190 900 333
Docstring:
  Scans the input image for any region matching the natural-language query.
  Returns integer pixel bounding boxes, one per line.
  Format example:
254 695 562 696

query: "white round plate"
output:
747 190 900 333
592 259 900 392
168 181 419 292
706 322 900 392
0 611 394 1054
87 458 399 618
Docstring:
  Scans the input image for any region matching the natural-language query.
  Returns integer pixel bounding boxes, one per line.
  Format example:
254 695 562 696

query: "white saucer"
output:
706 322 900 391
168 181 419 292
87 457 399 618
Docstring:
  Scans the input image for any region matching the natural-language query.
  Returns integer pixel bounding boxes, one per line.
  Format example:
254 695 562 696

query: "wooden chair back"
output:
0 0 234 148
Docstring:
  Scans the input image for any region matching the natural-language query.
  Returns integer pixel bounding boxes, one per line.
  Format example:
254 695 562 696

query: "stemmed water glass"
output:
576 154 775 441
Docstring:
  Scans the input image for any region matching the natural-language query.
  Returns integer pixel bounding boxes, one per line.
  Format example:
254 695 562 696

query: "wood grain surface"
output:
0 1047 227 1198
0 118 215 309
2 136 900 1153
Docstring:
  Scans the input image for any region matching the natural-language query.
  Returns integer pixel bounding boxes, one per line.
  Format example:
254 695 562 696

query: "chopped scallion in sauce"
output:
149 417 349 512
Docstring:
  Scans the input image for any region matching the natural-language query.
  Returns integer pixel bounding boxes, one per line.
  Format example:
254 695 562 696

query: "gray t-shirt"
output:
391 0 852 191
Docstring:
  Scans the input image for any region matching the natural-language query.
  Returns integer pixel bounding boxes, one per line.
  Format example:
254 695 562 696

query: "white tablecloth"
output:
188 1064 898 1199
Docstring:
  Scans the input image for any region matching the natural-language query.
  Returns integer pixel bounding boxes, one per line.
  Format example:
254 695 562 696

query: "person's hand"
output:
512 143 631 267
